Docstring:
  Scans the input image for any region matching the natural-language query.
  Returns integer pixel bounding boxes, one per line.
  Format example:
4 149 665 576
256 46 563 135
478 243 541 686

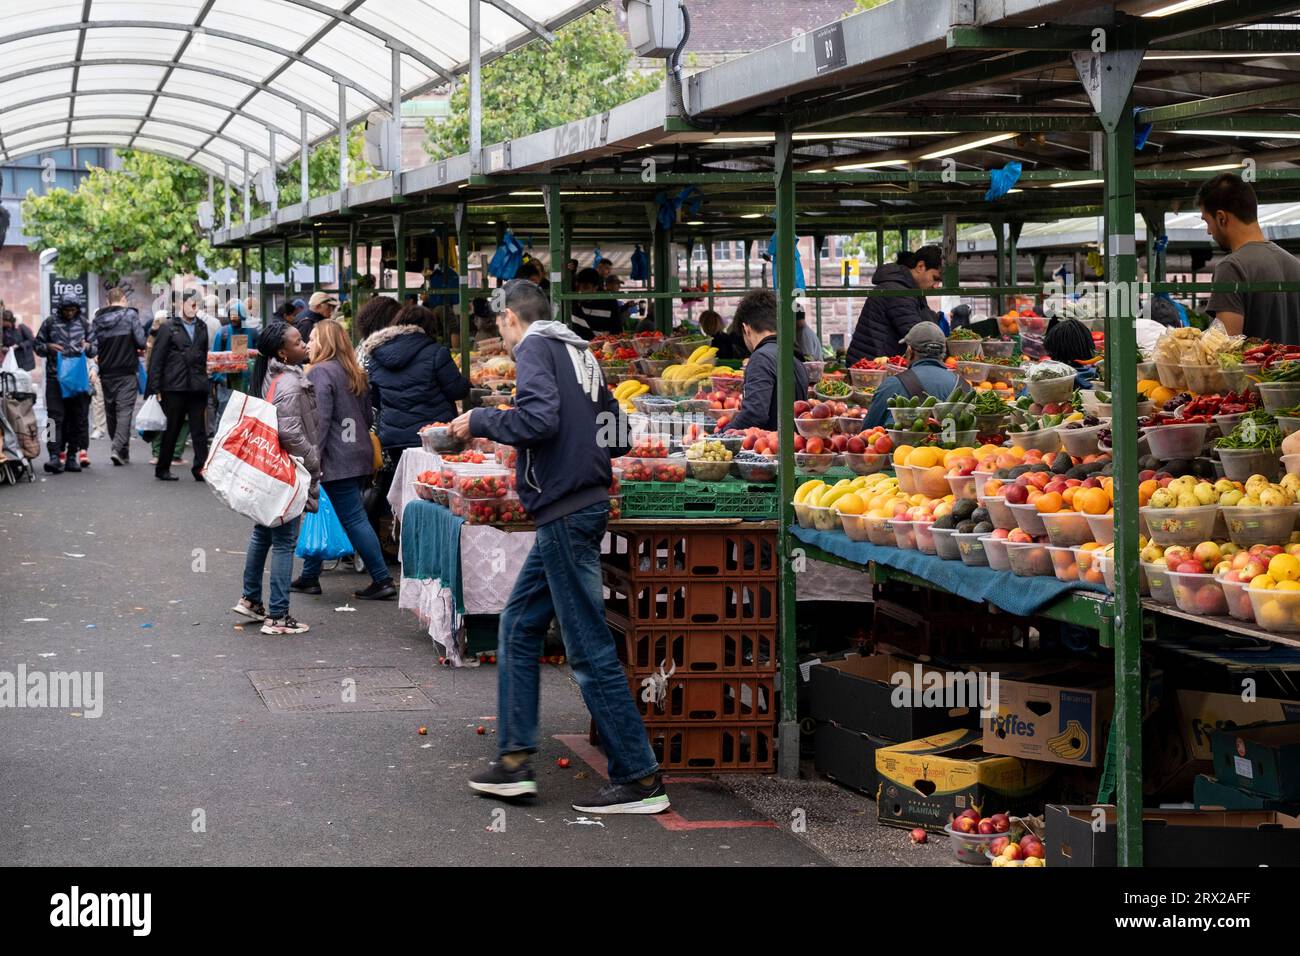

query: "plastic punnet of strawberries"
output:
456 473 513 497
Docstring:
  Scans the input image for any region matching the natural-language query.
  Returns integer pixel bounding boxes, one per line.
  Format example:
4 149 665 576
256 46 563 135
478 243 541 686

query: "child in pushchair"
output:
0 367 39 484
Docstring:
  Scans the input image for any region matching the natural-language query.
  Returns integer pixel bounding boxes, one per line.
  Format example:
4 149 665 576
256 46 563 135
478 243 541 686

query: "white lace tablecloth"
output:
390 450 871 665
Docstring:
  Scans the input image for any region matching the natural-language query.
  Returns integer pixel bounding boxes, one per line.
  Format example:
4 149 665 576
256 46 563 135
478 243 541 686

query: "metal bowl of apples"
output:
944 809 1015 865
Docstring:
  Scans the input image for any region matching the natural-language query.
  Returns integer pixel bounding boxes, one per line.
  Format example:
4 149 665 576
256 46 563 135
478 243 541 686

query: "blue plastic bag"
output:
294 487 352 560
487 230 524 281
137 357 147 396
630 244 648 282
984 161 1022 201
766 233 806 292
57 352 91 399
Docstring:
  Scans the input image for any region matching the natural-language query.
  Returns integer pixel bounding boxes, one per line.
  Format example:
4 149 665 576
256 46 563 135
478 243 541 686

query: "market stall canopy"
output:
0 0 605 182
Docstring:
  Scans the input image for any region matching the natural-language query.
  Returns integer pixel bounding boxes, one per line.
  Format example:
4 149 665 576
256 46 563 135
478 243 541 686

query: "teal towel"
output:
402 499 467 616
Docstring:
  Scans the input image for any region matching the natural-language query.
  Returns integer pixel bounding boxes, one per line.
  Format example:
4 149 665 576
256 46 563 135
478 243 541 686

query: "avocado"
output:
953 499 977 522
1192 457 1217 479
970 507 990 525
1029 463 1052 473
972 521 994 535
1008 464 1031 478
1050 452 1072 474
955 520 976 534
1139 454 1162 471
933 514 956 530
1164 458 1192 476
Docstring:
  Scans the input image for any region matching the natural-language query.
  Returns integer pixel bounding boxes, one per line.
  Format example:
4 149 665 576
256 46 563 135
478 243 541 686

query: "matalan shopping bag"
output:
203 390 310 527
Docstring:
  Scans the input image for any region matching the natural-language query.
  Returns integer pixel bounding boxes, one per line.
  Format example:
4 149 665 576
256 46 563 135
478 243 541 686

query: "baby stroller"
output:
0 369 38 484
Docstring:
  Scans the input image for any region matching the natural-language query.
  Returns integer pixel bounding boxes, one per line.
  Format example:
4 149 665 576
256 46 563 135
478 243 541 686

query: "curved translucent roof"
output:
0 1 603 183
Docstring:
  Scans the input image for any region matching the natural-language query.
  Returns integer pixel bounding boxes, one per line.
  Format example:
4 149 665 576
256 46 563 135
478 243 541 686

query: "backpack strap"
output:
896 368 926 400
266 374 284 403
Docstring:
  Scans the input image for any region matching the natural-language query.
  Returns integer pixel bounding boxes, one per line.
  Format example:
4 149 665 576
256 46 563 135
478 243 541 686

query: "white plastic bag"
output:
135 395 168 436
202 390 310 527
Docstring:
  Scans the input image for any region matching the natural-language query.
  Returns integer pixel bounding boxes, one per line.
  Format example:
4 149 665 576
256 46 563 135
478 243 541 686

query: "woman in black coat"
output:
146 290 211 481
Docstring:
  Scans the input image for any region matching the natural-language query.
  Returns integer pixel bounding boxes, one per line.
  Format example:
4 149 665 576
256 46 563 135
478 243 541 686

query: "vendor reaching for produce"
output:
862 322 960 429
846 246 944 364
1197 172 1300 342
1043 318 1101 389
725 290 810 432
447 280 670 817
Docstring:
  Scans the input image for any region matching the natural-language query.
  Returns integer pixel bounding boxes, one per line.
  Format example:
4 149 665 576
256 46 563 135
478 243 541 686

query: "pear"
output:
1177 491 1200 508
1219 489 1244 507
1214 478 1238 495
1194 482 1217 505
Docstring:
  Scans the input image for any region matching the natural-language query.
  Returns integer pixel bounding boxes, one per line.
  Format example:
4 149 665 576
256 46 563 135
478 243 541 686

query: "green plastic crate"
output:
623 478 777 519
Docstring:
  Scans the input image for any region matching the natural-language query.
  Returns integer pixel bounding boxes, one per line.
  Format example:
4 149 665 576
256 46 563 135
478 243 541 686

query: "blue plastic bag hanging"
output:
984 161 1022 201
593 247 602 267
655 186 702 231
1134 107 1153 150
136 357 148 396
56 352 91 399
294 487 352 561
487 230 524 280
629 244 648 282
766 233 806 292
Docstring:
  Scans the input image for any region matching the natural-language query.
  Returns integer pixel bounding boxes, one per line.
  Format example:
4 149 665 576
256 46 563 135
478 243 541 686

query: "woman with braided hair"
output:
1043 317 1101 389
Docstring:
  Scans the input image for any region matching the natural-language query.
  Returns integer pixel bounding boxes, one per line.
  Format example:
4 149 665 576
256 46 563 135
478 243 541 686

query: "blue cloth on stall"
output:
656 186 702 231
984 161 1022 201
630 244 649 281
791 526 1107 617
766 232 807 291
402 498 466 615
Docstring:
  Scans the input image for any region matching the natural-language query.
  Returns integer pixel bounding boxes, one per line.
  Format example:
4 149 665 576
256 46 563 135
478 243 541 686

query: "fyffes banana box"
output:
980 667 1112 767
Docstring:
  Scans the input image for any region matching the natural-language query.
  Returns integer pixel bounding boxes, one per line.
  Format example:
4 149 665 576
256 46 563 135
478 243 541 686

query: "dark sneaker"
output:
232 598 267 621
354 580 397 600
261 615 309 635
469 761 538 799
571 774 671 815
64 457 82 473
156 472 179 481
43 459 64 474
110 452 125 466
290 578 322 595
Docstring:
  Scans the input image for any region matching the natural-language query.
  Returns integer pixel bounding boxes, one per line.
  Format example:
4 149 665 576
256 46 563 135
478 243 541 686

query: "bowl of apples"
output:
944 809 1015 865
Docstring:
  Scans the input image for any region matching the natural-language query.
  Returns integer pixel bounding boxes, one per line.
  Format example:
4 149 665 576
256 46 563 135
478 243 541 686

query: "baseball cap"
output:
901 321 946 349
309 291 340 310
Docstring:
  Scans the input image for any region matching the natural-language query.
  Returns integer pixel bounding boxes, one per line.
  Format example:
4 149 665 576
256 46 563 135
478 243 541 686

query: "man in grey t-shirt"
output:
1198 172 1300 343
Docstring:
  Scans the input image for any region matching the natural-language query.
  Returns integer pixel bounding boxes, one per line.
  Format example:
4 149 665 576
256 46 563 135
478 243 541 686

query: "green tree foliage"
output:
851 0 891 11
424 6 660 159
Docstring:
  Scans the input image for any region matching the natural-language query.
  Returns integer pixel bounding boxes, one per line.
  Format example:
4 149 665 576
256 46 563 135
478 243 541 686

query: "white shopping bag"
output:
135 395 168 436
202 389 310 527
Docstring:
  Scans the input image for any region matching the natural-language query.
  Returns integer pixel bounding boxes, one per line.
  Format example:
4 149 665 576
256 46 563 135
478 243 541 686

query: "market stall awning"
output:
0 0 605 182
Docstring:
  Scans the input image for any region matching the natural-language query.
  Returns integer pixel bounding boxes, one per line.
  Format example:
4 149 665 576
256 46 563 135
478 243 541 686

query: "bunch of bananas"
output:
712 366 742 377
795 473 897 508
1046 720 1089 761
613 379 649 412
665 361 717 385
685 344 718 365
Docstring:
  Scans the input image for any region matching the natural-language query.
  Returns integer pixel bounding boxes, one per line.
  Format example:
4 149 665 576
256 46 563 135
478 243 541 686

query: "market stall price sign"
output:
814 23 847 75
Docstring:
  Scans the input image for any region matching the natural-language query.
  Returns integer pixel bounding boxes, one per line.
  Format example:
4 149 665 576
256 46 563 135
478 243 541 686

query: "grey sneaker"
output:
571 774 671 815
232 598 266 621
261 615 309 635
469 761 538 799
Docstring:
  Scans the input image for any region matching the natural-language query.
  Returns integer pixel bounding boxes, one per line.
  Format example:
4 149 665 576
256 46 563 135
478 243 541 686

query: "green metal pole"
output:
546 184 565 324
813 235 824 342
685 239 695 327
1007 221 1022 308
992 220 1005 315
562 212 574 325
1105 90 1144 869
282 235 291 306
743 239 752 289
1143 208 1168 284
653 226 672 334
707 239 715 313
395 214 407 301
259 246 269 323
458 207 471 402
240 247 248 305
775 125 799 780
1033 252 1047 312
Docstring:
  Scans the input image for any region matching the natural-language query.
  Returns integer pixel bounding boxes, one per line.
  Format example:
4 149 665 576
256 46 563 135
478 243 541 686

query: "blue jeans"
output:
242 517 302 618
299 476 392 585
497 502 658 784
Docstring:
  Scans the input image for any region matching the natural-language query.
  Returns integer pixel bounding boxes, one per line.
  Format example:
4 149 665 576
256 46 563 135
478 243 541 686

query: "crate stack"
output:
602 527 780 772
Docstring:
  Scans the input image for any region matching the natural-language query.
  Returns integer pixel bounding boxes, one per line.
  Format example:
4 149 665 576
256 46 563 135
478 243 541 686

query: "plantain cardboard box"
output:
1046 804 1300 867
1210 720 1300 801
875 728 1055 832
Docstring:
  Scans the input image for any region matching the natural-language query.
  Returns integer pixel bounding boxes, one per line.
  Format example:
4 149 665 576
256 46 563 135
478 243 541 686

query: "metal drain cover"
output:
248 667 433 714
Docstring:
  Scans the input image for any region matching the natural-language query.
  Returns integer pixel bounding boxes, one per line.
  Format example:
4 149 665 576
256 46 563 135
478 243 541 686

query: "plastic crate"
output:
621 478 779 519
604 570 779 628
629 672 775 724
647 722 776 772
620 480 687 515
604 528 777 580
614 625 777 674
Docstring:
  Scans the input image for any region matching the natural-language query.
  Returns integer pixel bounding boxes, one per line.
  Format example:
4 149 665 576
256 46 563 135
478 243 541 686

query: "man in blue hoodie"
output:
449 279 669 816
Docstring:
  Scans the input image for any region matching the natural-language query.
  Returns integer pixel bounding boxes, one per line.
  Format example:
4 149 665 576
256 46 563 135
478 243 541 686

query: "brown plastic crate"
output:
603 528 777 581
628 672 775 724
604 570 778 628
649 723 776 772
615 625 777 674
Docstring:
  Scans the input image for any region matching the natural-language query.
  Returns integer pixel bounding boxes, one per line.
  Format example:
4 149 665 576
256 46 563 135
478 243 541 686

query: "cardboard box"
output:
1046 804 1300 867
1194 774 1300 813
807 653 981 740
813 722 891 796
875 728 1055 831
1177 690 1300 761
1211 721 1300 801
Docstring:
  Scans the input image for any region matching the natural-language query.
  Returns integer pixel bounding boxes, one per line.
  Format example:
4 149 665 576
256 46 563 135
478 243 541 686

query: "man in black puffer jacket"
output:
147 290 211 481
90 286 145 465
363 304 470 453
846 246 944 365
